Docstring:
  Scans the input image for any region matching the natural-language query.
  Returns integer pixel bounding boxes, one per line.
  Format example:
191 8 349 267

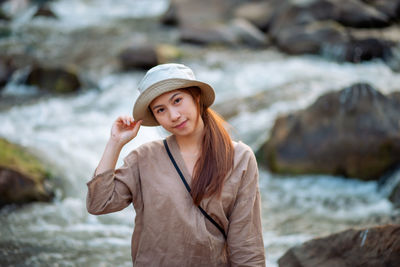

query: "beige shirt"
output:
86 135 265 266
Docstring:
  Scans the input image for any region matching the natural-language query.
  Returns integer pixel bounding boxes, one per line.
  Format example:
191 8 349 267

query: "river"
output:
0 0 399 266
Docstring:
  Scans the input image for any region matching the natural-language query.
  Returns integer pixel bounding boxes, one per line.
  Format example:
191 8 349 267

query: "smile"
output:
174 120 188 129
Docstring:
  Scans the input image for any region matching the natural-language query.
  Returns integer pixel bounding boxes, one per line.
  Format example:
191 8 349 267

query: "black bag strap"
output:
163 139 227 239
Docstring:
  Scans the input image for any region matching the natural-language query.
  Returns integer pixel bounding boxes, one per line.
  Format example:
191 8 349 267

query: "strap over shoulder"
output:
163 139 227 239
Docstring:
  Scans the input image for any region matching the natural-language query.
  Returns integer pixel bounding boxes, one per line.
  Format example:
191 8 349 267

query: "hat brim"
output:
133 78 215 126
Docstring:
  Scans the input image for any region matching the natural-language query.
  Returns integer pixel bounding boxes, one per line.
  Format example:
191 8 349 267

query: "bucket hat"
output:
133 63 215 126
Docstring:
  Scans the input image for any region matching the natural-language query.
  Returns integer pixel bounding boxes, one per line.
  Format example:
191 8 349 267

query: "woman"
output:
86 63 265 266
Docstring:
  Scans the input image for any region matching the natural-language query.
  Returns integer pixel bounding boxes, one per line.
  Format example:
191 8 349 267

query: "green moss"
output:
0 138 48 183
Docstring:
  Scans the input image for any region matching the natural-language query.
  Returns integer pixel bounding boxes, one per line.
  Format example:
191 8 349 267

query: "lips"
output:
174 120 188 129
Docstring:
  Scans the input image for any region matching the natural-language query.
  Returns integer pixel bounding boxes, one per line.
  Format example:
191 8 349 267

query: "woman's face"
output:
150 89 203 137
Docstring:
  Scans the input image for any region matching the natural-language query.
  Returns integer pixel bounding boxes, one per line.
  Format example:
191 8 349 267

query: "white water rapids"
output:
1 0 400 266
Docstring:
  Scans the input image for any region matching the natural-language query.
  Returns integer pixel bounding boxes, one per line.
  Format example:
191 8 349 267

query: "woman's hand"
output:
110 115 142 147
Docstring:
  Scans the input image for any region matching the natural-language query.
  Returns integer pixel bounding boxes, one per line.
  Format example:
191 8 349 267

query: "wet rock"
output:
390 183 400 207
0 7 11 21
275 21 349 55
361 0 400 22
160 1 179 26
278 224 400 267
119 45 159 70
269 0 390 33
378 167 400 207
257 83 400 180
229 18 269 48
0 138 54 207
25 65 81 93
233 1 277 32
389 91 400 105
33 4 57 19
343 38 393 62
180 19 268 47
0 56 17 90
266 0 398 62
179 24 237 46
165 0 259 47
118 44 182 70
164 0 231 27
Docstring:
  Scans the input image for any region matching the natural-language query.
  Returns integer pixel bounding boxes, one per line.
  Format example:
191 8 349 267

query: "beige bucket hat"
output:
133 63 215 126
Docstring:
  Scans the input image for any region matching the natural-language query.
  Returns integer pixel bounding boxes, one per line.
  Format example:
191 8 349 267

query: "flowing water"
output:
1 0 400 266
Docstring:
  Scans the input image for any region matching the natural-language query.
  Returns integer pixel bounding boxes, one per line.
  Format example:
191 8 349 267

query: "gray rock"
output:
118 45 159 70
278 224 400 267
257 83 400 180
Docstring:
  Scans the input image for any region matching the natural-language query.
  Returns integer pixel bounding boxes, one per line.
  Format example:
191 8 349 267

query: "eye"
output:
174 97 182 104
156 108 165 114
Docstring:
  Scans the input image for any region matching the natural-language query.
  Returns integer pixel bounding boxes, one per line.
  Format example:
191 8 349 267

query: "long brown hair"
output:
186 87 234 205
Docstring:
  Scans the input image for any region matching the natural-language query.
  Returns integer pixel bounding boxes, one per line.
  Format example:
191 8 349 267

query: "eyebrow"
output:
151 92 181 110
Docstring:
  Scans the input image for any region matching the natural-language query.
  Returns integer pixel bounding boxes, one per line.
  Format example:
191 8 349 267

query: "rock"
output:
229 18 269 48
270 0 390 33
361 0 400 22
322 37 394 63
0 7 11 21
25 65 81 93
265 0 397 62
342 38 393 62
378 165 400 207
233 1 276 32
389 91 400 105
179 24 237 46
155 44 182 64
165 0 262 47
0 138 54 207
119 45 159 70
0 56 17 89
180 19 269 47
275 21 349 55
390 183 400 207
257 83 400 180
160 1 179 26
278 224 400 267
33 4 57 19
165 0 232 27
118 44 181 70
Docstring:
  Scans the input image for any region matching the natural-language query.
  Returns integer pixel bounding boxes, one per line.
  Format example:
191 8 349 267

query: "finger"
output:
132 120 142 134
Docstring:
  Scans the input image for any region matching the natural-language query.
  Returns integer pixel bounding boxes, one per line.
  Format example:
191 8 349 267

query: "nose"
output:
169 107 181 122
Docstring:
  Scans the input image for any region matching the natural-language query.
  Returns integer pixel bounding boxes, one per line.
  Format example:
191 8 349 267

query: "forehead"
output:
150 89 189 107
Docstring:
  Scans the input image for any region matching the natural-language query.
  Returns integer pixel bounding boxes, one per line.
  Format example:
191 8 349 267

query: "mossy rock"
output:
25 65 81 93
0 138 54 207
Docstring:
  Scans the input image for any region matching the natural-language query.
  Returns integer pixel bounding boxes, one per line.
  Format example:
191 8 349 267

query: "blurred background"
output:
1 0 400 266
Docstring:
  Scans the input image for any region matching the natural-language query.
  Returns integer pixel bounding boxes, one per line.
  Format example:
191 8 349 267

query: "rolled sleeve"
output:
86 151 141 215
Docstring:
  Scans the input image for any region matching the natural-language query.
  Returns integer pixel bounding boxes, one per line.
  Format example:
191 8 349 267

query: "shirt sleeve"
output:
227 151 266 267
86 150 141 215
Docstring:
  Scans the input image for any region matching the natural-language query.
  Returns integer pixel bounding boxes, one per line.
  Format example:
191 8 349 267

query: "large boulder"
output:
278 224 400 267
257 83 400 180
25 65 81 93
0 138 54 207
118 44 182 70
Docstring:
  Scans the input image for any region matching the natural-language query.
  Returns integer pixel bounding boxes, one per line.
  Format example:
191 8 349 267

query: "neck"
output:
175 117 204 154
